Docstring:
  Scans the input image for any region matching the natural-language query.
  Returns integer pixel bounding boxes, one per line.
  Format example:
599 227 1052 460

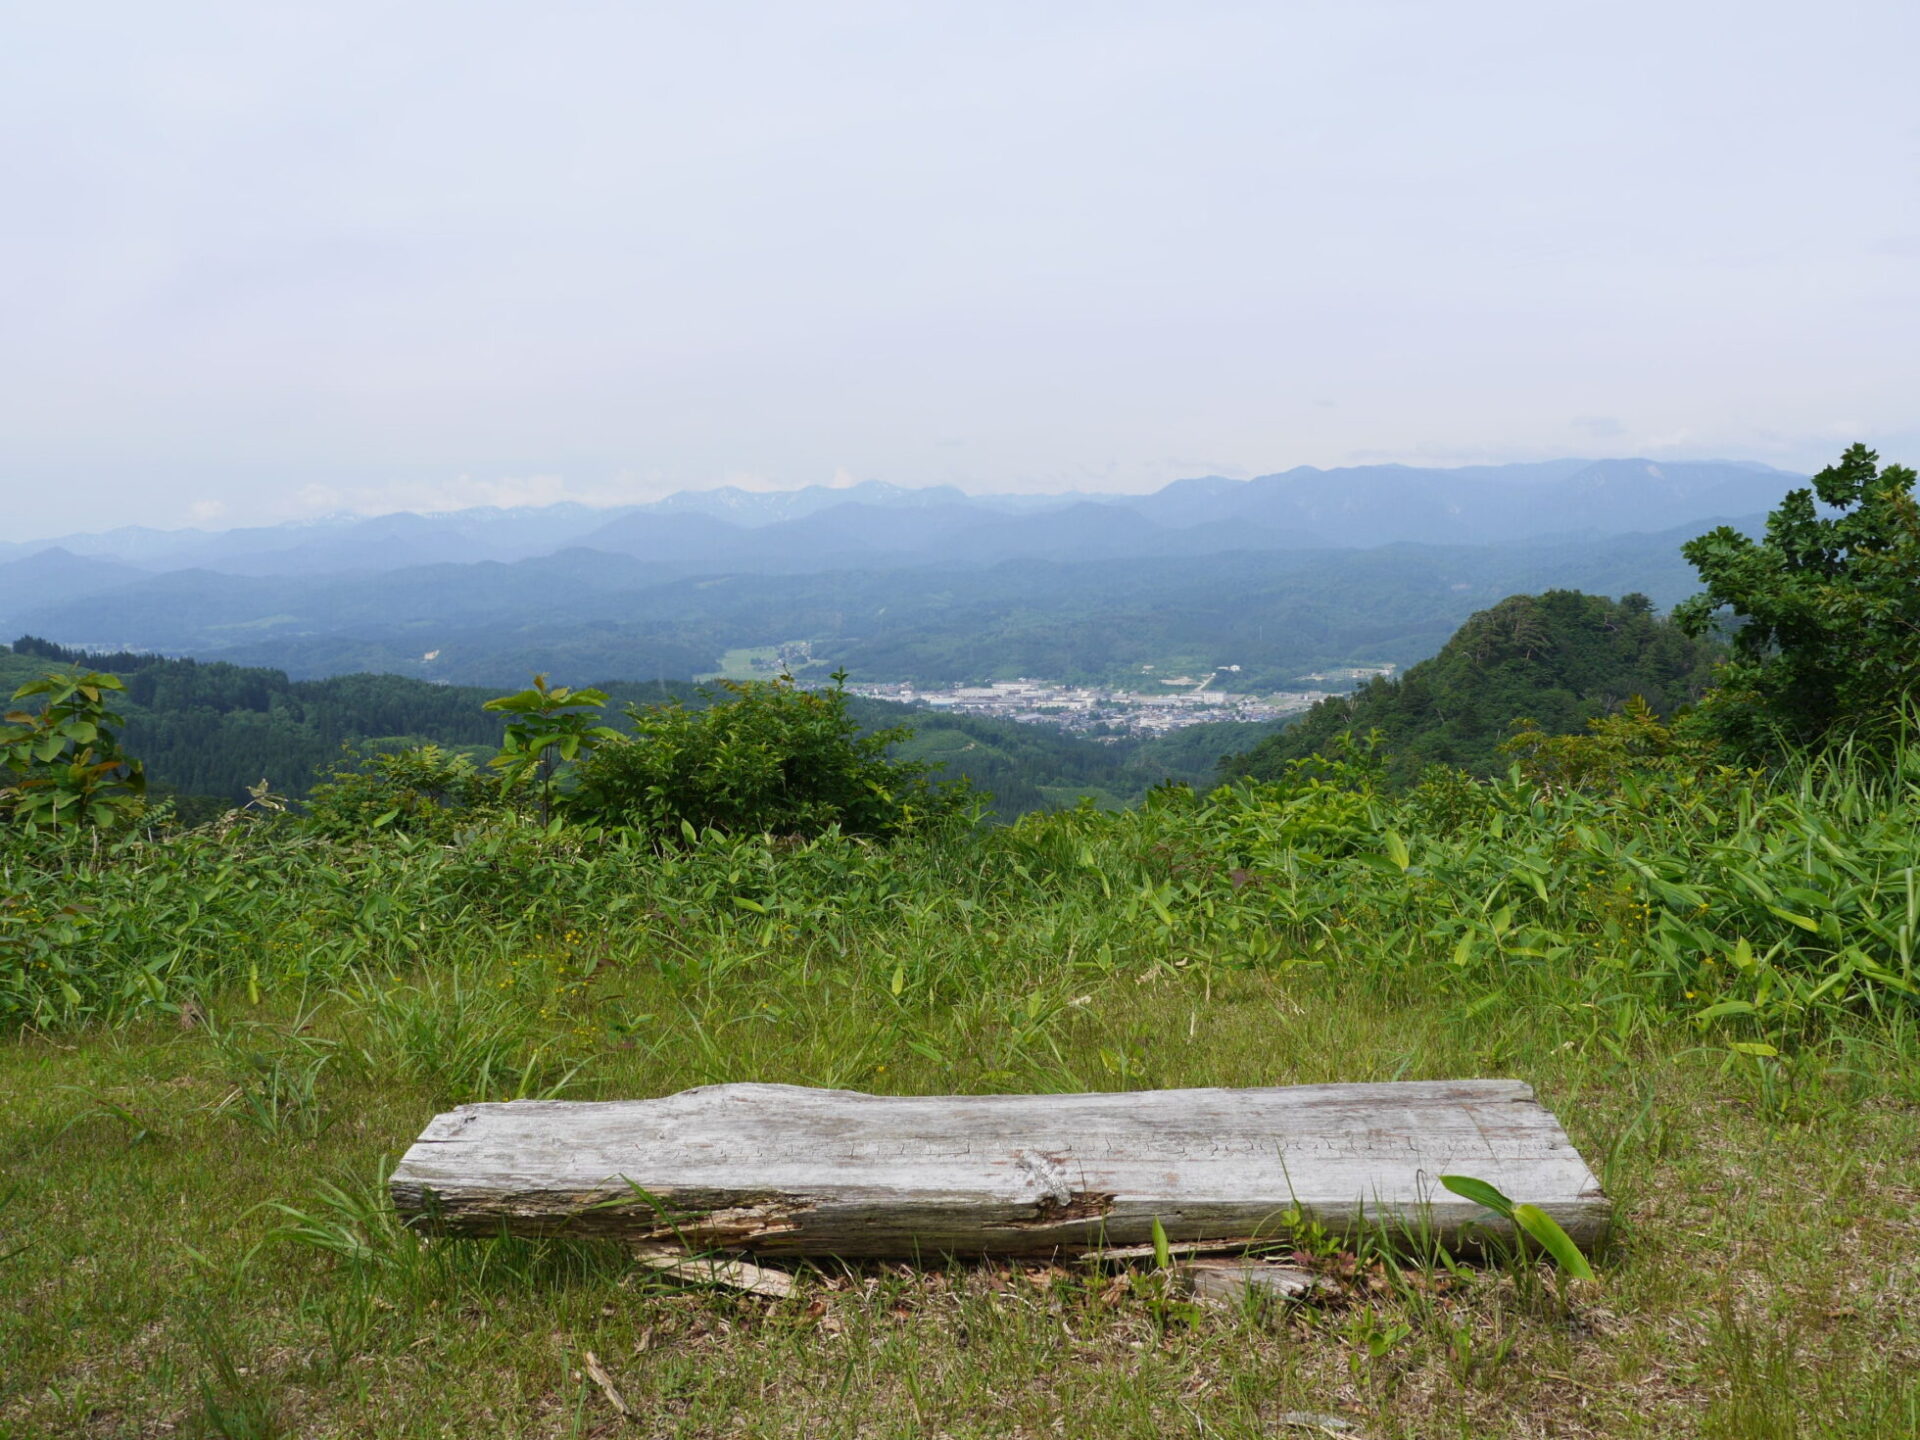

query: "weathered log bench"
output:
390 1079 1608 1258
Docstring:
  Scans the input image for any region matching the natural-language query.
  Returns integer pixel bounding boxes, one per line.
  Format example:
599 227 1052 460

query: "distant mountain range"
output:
4 458 1797 583
0 457 1795 691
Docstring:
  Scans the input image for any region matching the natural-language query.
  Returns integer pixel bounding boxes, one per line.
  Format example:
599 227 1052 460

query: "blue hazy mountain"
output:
1105 458 1795 544
0 457 1797 694
2 458 1801 579
0 547 152 616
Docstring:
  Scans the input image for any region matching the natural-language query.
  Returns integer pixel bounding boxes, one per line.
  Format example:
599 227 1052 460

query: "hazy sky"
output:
6 1 1919 537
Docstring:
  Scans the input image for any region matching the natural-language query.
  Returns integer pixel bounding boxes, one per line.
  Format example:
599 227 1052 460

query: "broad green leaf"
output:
1767 906 1822 933
1151 1215 1172 1270
1439 1174 1514 1219
1511 1203 1596 1280
1384 831 1410 872
1140 886 1175 928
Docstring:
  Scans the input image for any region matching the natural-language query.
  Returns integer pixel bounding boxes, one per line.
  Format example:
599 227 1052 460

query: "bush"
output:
303 744 510 839
566 675 971 839
1 670 147 831
1500 695 1691 797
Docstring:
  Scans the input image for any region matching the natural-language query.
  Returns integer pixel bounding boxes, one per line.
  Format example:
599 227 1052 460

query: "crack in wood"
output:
653 1200 811 1247
1005 1190 1118 1229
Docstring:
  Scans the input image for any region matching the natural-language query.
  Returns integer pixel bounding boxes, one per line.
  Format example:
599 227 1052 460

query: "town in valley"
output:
842 666 1396 737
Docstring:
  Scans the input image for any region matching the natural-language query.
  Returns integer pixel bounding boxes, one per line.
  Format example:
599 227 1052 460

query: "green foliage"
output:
569 674 971 839
1226 590 1721 787
861 701 1258 819
1438 1174 1595 1280
482 674 619 825
0 670 147 830
6 640 1257 823
1676 443 1920 756
1500 696 1700 797
5 639 536 807
302 744 510 839
5 720 1915 1040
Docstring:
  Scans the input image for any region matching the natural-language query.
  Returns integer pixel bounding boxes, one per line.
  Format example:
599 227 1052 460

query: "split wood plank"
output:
390 1079 1608 1258
1176 1260 1327 1305
630 1244 797 1299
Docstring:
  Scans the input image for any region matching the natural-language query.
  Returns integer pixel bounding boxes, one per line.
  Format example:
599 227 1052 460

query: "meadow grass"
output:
5 761 1919 1437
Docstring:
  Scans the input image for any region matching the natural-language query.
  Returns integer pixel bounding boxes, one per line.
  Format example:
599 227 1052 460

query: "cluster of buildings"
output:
842 672 1392 737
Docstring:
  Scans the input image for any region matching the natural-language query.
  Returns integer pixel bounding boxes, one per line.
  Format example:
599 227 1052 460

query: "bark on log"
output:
390 1080 1608 1258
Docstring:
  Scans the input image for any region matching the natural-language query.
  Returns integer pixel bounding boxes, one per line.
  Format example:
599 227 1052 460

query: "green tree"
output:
0 671 147 830
567 673 970 839
1675 444 1920 754
482 675 619 825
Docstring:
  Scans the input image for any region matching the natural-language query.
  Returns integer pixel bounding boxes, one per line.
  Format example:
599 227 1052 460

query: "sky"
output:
5 0 1919 538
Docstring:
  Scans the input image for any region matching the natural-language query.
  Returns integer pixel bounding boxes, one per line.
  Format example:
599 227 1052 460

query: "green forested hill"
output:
869 709 1286 817
2 638 1270 816
1222 590 1722 785
1 640 647 803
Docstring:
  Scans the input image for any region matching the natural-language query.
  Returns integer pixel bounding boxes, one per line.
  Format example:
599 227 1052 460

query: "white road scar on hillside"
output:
390 1080 1609 1259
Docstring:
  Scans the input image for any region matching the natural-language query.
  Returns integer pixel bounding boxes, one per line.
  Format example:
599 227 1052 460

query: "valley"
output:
845 674 1369 736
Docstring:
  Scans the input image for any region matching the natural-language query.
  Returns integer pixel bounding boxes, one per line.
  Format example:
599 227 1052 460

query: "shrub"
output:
481 674 618 826
303 744 510 839
566 674 971 839
1500 695 1690 797
0 670 147 830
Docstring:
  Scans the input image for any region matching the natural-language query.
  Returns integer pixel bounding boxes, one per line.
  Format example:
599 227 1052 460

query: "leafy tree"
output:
568 673 971 839
1675 444 1920 755
0 671 147 830
482 675 619 825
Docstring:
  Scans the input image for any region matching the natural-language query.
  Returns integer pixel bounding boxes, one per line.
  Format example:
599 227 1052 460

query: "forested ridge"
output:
2 584 1722 815
1 639 675 807
1225 590 1723 785
6 521 1729 692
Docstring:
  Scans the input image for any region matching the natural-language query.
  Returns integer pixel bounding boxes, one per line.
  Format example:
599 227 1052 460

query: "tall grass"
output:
6 743 1914 1058
5 745 1920 1436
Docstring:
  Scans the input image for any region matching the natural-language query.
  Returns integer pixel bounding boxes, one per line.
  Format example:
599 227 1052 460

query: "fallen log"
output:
390 1079 1608 1257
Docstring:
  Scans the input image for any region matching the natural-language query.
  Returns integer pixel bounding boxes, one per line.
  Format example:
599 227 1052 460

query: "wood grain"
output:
390 1080 1608 1257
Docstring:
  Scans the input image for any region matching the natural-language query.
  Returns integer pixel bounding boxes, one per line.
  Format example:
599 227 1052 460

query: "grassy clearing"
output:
9 966 1917 1438
5 758 1920 1437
